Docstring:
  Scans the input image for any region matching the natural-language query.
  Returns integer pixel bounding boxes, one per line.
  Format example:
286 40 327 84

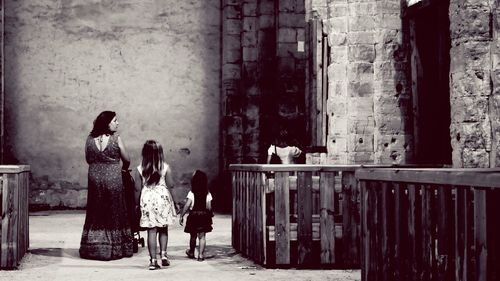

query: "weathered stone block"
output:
462 148 490 168
279 13 306 28
328 63 348 81
224 5 241 19
451 96 488 122
374 61 405 81
242 31 257 47
325 17 348 33
243 2 257 16
348 44 375 62
223 34 241 52
279 0 295 12
243 16 257 32
328 137 348 154
450 69 490 98
329 102 347 117
348 152 374 164
347 62 373 82
224 19 242 35
375 117 408 135
349 117 375 134
376 29 402 45
349 81 373 97
450 4 491 41
328 32 347 46
329 80 348 96
348 16 376 32
278 27 297 43
331 46 348 63
260 0 275 15
243 47 258 62
224 48 241 63
348 31 375 44
450 42 491 72
329 116 348 135
329 4 348 17
348 3 375 16
259 14 275 29
348 97 374 118
224 116 243 134
378 13 401 29
348 134 374 152
375 43 405 62
223 63 241 79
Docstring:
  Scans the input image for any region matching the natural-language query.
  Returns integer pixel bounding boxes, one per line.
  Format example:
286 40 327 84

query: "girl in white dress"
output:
134 140 177 270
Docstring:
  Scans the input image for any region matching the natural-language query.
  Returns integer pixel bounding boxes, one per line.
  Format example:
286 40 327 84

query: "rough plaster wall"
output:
449 0 495 167
4 0 220 208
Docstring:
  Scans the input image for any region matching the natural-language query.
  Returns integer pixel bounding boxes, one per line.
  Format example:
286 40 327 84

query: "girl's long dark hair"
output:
141 140 164 186
90 111 116 137
191 170 208 209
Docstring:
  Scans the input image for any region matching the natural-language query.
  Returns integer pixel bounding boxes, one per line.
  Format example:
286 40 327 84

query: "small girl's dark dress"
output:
184 191 213 233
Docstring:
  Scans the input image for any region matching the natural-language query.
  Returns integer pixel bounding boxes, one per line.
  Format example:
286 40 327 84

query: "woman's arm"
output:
117 136 131 170
133 168 142 207
164 165 175 188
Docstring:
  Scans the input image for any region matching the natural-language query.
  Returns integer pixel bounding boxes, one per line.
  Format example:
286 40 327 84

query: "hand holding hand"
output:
179 215 184 226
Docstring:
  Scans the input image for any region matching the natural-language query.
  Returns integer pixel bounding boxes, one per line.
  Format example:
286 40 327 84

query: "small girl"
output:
134 140 177 270
179 170 213 261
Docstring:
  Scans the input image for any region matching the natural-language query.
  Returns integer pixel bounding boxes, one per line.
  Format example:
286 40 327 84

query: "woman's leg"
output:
158 227 170 266
147 228 158 259
197 232 206 260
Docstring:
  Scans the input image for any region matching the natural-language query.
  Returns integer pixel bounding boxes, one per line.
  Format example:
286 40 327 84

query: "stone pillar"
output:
449 0 494 167
324 0 412 164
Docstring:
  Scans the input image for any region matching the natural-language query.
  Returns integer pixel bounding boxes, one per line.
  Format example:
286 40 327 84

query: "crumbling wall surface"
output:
4 0 221 208
323 0 412 164
449 0 496 167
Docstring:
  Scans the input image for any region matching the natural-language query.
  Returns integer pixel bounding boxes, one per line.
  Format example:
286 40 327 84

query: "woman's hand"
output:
179 215 184 226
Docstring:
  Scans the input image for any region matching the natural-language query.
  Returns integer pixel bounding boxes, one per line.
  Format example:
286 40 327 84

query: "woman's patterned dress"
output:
79 134 133 260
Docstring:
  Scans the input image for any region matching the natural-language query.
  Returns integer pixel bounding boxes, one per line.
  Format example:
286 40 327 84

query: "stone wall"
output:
321 0 413 164
3 0 221 209
449 0 498 168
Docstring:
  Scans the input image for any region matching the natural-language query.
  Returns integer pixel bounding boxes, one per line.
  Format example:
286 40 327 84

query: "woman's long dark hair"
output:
141 140 164 186
90 111 116 137
191 170 208 209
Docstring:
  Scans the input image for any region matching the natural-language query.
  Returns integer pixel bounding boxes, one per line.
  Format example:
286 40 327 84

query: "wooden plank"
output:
297 171 313 266
232 172 237 249
356 168 500 189
321 31 328 146
455 188 472 281
421 184 435 281
315 19 323 146
257 172 266 264
2 174 18 268
310 19 318 146
360 180 369 281
341 171 359 267
474 189 487 281
407 184 421 281
380 181 393 281
320 172 335 264
436 186 454 281
394 183 409 280
275 172 290 265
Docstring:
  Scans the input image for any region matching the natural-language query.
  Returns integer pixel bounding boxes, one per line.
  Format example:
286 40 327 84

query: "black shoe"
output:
197 255 205 262
161 256 170 266
148 259 160 270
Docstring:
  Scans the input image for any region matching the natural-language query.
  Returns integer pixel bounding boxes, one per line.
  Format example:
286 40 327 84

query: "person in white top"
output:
266 129 303 164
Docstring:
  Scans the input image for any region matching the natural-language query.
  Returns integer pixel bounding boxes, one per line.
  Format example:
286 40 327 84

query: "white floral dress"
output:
138 165 177 228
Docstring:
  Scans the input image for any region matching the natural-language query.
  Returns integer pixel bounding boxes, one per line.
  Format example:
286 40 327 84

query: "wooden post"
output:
275 172 290 265
297 171 313 266
319 172 335 264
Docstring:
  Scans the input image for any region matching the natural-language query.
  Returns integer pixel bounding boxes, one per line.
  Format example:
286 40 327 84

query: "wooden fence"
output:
230 164 375 268
356 168 500 281
0 165 30 269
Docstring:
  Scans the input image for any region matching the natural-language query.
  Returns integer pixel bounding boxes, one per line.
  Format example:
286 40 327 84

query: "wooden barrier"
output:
230 164 387 268
0 165 30 269
357 168 500 281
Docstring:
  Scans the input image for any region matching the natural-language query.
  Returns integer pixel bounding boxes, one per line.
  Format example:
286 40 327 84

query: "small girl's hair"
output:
141 140 164 186
191 170 208 196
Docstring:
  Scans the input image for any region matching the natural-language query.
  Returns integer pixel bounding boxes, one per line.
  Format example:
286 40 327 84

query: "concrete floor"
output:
0 210 360 281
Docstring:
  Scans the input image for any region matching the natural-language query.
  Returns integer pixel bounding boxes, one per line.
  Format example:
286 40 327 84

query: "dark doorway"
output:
408 0 452 165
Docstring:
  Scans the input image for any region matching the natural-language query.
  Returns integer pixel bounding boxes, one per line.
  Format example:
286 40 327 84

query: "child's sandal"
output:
148 259 160 270
185 249 195 259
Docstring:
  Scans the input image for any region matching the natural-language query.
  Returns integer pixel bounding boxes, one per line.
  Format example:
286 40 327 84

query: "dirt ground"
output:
0 210 360 281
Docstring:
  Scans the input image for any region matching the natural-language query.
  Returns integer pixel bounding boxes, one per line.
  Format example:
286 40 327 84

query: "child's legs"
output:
189 233 196 253
197 232 206 257
158 226 168 254
147 228 158 259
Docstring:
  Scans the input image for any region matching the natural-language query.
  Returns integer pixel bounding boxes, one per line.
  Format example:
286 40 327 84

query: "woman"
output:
266 129 303 164
79 111 134 260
